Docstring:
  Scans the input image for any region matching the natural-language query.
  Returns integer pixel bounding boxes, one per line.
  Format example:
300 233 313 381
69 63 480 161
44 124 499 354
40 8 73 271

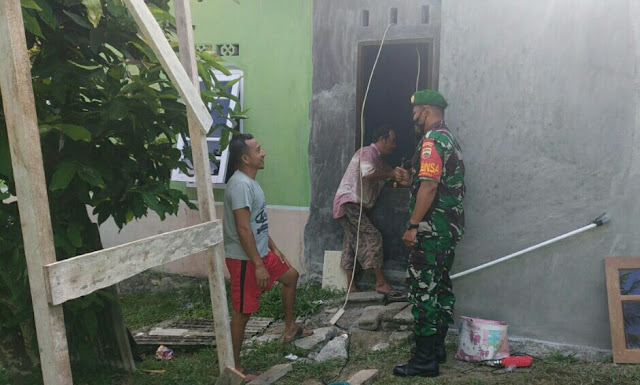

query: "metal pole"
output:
451 214 609 280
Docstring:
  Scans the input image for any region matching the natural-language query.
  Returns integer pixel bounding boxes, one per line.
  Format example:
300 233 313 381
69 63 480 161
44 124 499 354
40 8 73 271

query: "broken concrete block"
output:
371 342 390 351
346 369 380 385
389 331 413 346
380 301 410 321
315 334 349 362
357 305 386 331
381 321 397 331
322 251 349 291
294 326 337 351
392 305 413 325
345 291 385 308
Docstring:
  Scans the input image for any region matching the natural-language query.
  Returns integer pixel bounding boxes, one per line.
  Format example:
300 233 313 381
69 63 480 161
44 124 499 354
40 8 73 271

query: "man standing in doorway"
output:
332 125 402 298
393 90 465 377
224 134 313 380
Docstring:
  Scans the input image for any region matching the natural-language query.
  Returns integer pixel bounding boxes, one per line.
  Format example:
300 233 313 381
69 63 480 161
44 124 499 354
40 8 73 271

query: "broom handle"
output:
450 214 609 280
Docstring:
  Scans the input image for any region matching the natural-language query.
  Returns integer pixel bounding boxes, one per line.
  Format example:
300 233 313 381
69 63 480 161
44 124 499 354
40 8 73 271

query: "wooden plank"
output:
123 0 212 135
216 365 245 385
250 363 293 385
44 220 222 305
173 0 235 373
346 369 380 385
0 2 73 384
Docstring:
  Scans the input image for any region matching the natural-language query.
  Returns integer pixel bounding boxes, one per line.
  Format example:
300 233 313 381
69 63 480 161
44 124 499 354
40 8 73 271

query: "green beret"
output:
411 89 448 109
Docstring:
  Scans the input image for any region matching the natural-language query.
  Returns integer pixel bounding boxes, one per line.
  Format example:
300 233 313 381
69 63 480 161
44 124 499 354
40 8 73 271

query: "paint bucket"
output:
455 316 509 362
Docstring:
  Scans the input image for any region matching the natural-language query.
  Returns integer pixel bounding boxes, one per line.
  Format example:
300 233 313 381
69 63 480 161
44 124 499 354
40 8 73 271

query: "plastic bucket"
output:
455 316 509 362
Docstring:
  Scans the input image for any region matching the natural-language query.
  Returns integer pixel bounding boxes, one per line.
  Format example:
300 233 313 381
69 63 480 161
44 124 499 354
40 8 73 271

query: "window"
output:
171 68 243 186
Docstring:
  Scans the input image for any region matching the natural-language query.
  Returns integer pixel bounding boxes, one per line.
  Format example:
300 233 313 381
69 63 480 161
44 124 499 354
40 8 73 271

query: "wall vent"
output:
390 8 398 24
422 5 430 24
216 44 240 57
362 10 369 27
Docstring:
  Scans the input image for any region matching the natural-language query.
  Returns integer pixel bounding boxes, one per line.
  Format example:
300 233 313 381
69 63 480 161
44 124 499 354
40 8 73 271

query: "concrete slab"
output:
389 331 413 346
346 369 380 385
392 306 413 325
345 291 385 308
380 302 410 321
322 250 348 291
294 326 337 351
315 334 349 362
357 305 386 331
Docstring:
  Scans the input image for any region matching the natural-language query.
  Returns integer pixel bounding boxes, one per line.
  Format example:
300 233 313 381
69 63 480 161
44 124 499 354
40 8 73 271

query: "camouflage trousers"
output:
407 236 456 337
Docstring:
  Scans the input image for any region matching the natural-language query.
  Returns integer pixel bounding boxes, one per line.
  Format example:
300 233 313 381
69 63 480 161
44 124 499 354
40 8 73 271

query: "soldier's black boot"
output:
435 325 449 363
393 335 439 377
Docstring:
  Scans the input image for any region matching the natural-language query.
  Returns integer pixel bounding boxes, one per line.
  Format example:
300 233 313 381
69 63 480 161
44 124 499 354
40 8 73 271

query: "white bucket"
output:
455 316 509 362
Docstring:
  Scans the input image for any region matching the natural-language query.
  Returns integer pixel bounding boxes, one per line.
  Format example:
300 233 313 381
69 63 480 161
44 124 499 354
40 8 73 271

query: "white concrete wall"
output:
440 0 640 349
99 202 309 277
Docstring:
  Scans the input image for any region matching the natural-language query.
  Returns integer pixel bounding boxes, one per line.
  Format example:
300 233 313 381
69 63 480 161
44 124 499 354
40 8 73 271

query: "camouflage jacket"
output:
410 121 465 242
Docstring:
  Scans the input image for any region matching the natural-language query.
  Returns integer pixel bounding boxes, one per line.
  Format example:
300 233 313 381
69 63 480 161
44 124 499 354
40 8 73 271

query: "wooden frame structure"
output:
0 0 238 383
605 257 640 363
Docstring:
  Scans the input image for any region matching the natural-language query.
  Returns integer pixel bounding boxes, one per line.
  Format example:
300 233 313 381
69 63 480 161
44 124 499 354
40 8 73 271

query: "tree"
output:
0 0 241 382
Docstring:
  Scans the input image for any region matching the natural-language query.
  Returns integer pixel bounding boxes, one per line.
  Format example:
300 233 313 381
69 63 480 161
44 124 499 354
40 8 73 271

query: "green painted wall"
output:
190 0 312 207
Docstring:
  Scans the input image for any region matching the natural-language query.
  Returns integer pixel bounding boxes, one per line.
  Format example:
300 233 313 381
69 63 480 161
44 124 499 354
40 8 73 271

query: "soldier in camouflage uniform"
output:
393 89 465 378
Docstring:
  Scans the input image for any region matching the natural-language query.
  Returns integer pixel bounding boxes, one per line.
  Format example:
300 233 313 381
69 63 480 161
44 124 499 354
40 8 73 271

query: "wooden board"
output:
605 256 640 363
173 0 235 371
123 0 212 135
250 363 293 385
0 2 73 384
133 317 273 346
44 220 222 305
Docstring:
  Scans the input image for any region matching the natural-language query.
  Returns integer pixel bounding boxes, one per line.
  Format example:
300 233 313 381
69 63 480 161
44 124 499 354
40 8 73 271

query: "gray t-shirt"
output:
223 170 269 260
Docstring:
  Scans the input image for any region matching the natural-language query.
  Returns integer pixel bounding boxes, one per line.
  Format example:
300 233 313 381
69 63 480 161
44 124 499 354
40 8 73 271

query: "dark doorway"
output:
357 40 434 167
355 40 437 283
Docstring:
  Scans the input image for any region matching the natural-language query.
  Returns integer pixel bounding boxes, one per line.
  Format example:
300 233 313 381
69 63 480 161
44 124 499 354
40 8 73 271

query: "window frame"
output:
171 68 244 187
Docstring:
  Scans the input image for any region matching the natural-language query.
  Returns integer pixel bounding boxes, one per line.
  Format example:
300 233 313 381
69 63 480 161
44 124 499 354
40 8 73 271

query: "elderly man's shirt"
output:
333 144 387 219
410 121 465 243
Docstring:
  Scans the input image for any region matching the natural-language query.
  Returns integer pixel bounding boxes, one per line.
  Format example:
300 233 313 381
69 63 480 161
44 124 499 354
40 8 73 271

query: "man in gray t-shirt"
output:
223 134 312 379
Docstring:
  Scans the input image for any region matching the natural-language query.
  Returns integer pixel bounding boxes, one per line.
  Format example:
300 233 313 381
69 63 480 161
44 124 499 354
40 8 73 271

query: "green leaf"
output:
220 76 242 91
22 11 44 39
63 10 92 29
50 162 78 191
78 166 105 188
219 130 232 153
33 0 56 29
142 192 163 213
82 0 103 28
61 124 92 142
128 41 157 61
66 222 83 248
197 51 231 76
105 0 126 18
20 0 42 11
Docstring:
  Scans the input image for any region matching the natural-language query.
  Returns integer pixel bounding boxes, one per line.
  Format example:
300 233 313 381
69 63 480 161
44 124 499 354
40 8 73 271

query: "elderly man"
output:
393 90 465 377
332 125 401 297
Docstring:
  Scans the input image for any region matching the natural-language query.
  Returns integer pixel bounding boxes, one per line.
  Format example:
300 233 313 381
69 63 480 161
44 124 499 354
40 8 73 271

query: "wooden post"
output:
173 0 236 372
0 1 73 384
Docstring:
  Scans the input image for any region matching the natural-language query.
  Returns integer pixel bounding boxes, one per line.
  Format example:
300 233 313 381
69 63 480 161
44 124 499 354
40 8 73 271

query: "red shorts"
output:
226 251 290 314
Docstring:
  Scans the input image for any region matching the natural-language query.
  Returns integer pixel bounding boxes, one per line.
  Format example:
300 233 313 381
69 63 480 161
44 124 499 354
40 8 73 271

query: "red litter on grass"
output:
155 345 174 361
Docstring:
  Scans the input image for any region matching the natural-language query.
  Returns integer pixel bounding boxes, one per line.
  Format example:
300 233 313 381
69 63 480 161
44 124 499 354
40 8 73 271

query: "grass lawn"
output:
4 282 640 384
